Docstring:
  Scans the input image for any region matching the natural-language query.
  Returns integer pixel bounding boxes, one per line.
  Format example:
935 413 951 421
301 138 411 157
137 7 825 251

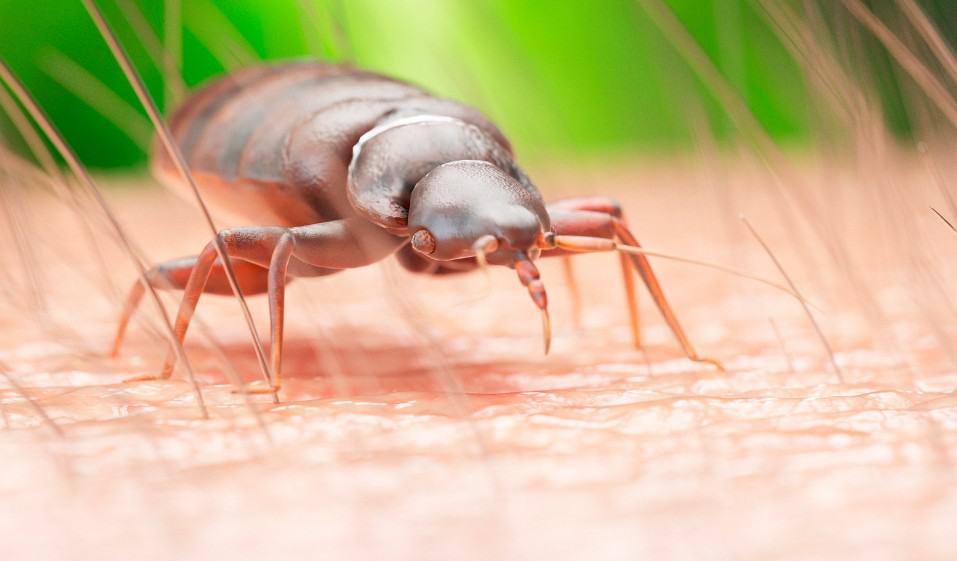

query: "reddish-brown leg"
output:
547 197 640 347
253 233 296 395
111 257 270 358
545 197 720 369
611 219 722 369
156 219 403 388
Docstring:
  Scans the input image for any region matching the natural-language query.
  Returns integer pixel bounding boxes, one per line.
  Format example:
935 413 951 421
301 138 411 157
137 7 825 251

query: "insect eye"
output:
411 229 436 255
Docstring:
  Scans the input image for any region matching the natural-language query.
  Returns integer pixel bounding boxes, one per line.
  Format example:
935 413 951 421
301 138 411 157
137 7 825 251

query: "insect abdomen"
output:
153 61 511 227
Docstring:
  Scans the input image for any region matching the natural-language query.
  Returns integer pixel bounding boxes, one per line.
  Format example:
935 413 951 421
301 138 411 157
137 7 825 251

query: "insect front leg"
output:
544 197 721 369
256 219 405 394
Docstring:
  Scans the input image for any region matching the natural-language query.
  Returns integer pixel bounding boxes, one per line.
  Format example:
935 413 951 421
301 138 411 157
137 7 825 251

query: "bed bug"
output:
110 60 721 394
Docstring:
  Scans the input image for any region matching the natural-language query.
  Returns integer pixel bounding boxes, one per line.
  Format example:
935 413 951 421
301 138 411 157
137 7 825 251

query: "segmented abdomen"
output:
153 61 510 227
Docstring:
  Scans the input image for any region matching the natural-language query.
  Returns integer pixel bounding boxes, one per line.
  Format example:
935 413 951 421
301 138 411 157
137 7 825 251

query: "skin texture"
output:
2 153 957 560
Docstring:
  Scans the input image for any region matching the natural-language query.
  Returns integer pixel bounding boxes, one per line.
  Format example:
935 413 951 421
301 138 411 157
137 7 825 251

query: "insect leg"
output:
247 233 295 395
112 256 270 358
162 219 405 394
611 218 722 369
151 226 287 382
544 202 721 369
247 219 406 394
547 196 640 347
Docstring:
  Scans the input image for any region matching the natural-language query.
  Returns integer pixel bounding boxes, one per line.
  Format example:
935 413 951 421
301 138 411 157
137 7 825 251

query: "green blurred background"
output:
1 0 955 169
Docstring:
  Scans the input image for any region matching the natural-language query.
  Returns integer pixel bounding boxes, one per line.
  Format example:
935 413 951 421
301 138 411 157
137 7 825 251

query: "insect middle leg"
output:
154 219 404 393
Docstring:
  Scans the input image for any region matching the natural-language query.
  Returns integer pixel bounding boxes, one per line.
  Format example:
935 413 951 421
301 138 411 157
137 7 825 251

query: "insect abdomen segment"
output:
153 61 511 227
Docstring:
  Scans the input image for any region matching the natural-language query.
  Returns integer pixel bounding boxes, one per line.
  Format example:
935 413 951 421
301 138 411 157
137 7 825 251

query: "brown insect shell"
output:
346 115 546 244
407 160 550 263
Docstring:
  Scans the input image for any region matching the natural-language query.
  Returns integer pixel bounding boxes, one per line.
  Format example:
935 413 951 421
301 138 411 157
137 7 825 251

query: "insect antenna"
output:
79 0 276 400
548 234 821 310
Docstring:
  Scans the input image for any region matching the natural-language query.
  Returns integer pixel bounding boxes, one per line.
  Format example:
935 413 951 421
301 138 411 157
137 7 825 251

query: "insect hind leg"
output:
111 256 271 359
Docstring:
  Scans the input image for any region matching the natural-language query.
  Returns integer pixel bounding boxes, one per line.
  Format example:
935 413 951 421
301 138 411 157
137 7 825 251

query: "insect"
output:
110 60 722 395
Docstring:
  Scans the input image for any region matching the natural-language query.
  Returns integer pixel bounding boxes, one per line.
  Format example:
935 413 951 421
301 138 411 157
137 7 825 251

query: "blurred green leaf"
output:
0 0 952 170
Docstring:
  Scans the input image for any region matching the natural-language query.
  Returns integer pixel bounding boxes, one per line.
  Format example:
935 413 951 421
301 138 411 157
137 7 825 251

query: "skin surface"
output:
1 157 957 561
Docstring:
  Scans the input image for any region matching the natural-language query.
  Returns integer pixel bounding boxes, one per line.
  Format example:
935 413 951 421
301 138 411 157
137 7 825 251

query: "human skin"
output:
1 157 956 561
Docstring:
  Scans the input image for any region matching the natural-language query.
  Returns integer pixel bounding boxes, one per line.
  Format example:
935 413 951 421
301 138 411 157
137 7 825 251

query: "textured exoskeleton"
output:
114 61 719 394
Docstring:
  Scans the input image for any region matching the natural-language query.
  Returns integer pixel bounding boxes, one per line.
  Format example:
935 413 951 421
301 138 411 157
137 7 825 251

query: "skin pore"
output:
1 157 957 561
